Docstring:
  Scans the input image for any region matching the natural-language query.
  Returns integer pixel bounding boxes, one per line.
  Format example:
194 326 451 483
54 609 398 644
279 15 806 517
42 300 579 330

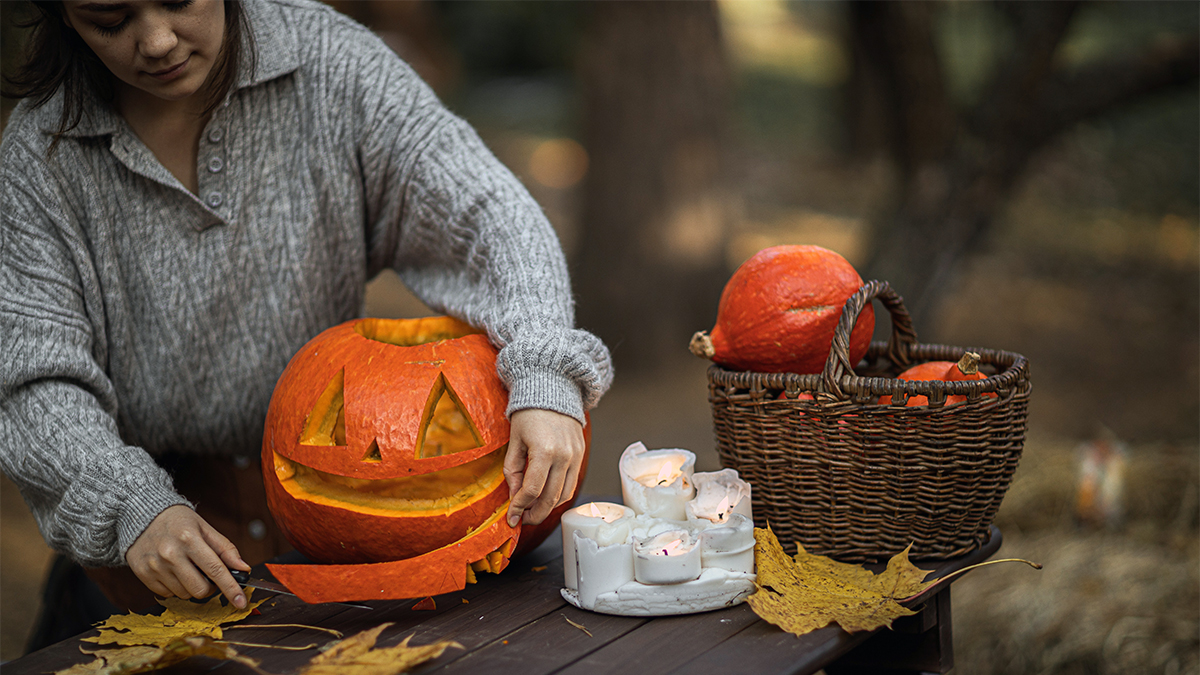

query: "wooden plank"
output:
557 603 761 675
403 558 569 672
667 619 869 675
427 604 647 675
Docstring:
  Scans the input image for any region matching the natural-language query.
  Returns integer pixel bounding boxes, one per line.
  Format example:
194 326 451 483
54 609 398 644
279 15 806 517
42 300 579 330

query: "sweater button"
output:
206 191 223 208
207 156 224 173
208 127 223 143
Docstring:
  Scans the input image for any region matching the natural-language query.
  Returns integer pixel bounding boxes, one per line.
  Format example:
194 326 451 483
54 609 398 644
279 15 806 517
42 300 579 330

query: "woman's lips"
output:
148 56 189 81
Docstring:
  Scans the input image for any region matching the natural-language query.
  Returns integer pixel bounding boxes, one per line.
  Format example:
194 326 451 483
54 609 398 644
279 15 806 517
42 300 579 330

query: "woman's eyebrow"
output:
76 3 132 12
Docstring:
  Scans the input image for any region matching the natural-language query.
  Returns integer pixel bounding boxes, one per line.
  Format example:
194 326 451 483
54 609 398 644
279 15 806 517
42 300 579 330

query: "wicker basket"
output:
708 280 1031 562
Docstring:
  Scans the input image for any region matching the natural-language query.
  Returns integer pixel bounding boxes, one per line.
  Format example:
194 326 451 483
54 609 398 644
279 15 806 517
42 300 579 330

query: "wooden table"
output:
7 526 1001 675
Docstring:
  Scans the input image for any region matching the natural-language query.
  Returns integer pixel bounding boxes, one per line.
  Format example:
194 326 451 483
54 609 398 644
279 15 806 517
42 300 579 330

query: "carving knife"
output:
230 569 373 610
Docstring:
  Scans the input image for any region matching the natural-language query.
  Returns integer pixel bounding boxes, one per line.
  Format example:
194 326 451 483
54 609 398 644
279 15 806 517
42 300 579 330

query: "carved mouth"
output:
272 445 506 515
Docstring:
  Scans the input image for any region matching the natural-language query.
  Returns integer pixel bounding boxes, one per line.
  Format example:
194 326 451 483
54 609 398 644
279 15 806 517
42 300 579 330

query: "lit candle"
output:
619 442 696 520
560 502 634 591
574 532 635 610
698 513 755 574
633 530 701 585
685 469 752 525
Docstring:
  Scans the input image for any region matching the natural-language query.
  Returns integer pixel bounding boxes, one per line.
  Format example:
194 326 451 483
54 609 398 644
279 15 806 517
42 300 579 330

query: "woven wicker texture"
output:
708 281 1031 562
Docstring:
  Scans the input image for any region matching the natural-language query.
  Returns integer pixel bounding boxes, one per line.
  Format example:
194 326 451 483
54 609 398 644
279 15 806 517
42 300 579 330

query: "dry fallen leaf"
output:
84 589 268 647
300 623 461 675
562 615 592 637
747 526 936 636
56 636 263 675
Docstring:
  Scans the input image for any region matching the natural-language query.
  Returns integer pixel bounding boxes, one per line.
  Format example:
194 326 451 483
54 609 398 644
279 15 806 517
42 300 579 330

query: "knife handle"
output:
230 568 251 585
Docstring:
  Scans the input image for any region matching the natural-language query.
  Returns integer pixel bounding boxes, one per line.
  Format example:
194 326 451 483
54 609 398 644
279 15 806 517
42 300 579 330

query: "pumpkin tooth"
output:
486 551 504 573
470 559 490 573
499 539 515 557
465 564 477 585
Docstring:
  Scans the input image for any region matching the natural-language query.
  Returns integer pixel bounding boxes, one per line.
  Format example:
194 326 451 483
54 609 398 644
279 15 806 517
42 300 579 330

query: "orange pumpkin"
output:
690 245 874 374
260 316 584 600
879 351 994 406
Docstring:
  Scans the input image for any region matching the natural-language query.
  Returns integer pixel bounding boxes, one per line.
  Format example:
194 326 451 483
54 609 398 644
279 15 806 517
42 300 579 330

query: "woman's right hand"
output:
126 505 251 608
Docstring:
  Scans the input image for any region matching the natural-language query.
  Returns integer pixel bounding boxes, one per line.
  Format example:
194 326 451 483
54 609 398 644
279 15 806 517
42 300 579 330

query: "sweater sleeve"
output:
331 20 613 423
0 138 188 567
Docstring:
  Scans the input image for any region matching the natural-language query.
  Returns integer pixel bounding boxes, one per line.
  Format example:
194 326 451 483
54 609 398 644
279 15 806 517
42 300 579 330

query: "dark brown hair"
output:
2 1 256 151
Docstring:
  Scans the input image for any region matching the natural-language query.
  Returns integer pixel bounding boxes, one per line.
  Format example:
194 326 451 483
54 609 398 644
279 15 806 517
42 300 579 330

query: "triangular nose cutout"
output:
416 374 483 459
300 369 346 446
362 440 382 463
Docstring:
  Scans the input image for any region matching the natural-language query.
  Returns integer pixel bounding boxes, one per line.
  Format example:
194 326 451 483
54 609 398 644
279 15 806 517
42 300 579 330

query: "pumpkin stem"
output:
689 331 715 360
956 352 981 376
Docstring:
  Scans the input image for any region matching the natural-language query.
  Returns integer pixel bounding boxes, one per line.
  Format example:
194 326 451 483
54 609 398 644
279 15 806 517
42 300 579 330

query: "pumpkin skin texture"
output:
880 352 994 406
262 316 585 573
267 503 519 604
691 245 874 374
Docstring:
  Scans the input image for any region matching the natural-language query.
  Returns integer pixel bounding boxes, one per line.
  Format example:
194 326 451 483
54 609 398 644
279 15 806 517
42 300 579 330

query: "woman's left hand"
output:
504 409 585 527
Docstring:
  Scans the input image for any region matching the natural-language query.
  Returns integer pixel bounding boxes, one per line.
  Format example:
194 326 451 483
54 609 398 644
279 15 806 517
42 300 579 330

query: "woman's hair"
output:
2 1 257 151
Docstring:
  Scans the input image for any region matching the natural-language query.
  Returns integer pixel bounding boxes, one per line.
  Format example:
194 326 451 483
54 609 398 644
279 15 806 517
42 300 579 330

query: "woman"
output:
1 0 611 636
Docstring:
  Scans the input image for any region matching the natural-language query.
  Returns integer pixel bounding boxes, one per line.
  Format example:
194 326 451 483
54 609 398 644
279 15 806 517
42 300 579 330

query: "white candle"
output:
685 469 752 525
560 502 634 591
698 513 755 574
575 533 635 610
619 442 696 520
633 530 701 585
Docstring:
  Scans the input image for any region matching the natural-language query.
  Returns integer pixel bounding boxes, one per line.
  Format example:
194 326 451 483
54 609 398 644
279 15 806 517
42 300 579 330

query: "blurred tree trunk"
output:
575 0 733 372
853 1 1199 333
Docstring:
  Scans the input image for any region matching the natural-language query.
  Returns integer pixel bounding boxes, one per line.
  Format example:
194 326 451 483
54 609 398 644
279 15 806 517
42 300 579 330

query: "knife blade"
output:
230 569 373 610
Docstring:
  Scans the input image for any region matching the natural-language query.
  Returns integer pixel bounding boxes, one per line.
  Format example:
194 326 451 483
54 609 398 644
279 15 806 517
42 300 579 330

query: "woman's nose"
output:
138 15 179 60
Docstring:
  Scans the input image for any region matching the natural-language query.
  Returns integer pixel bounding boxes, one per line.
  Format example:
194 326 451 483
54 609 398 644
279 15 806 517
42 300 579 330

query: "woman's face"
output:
62 0 225 104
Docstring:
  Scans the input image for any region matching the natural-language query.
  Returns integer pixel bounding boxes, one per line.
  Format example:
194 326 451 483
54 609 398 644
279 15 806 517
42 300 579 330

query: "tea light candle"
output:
633 530 701 585
685 469 752 524
575 533 634 610
698 513 755 574
561 502 634 590
619 442 696 520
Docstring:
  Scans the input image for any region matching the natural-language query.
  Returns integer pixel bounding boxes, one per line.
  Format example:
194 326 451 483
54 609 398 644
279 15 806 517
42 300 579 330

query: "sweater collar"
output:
52 0 299 138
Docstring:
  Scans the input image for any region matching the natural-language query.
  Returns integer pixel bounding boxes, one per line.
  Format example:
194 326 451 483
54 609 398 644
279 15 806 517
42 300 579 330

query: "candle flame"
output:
660 539 684 556
717 495 731 517
655 463 675 485
588 502 602 518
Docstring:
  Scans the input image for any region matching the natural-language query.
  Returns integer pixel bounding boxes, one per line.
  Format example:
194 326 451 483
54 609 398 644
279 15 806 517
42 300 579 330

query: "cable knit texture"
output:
0 0 613 567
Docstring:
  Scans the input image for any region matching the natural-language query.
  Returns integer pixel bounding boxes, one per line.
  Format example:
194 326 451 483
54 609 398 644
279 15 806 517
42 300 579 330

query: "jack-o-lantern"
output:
261 316 586 602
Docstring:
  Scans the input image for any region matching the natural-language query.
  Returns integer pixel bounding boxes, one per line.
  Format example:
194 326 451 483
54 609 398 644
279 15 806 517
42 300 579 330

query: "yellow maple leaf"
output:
83 589 268 647
300 623 461 675
747 526 937 636
55 636 264 675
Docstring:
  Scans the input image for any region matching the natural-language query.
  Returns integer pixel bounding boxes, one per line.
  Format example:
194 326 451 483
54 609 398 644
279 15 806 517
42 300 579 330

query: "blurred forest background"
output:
2 1 1198 672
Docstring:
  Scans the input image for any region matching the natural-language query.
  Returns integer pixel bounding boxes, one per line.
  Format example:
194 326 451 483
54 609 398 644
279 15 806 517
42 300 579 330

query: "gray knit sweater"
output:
0 0 612 567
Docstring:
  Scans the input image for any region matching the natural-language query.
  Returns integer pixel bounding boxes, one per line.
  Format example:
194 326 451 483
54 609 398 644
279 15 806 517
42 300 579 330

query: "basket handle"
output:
821 280 919 398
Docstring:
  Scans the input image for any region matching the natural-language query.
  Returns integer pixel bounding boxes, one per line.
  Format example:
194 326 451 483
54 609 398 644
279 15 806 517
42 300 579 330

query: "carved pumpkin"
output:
260 316 585 601
690 245 874 374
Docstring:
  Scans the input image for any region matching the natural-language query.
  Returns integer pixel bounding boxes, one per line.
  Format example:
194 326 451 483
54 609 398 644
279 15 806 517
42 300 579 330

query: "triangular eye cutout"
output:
362 440 382 463
416 374 483 459
300 369 346 446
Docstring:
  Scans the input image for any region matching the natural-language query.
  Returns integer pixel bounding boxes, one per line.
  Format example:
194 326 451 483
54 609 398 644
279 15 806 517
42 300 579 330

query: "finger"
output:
503 441 529 500
557 458 582 508
510 454 551 527
201 521 250 572
150 558 193 600
525 463 568 526
191 530 247 608
130 561 174 599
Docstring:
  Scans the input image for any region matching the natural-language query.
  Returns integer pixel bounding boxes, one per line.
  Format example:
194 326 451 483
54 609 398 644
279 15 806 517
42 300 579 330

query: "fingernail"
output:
507 514 520 527
234 594 246 609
